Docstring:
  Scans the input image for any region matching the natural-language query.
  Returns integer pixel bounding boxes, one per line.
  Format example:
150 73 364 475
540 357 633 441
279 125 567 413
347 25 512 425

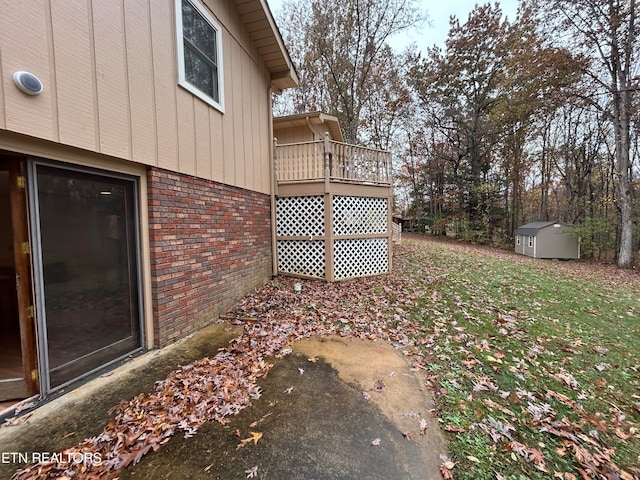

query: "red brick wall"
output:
147 167 272 347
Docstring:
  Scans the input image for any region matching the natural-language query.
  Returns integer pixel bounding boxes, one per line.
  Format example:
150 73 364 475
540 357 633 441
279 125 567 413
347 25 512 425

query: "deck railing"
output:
392 222 402 245
274 134 391 185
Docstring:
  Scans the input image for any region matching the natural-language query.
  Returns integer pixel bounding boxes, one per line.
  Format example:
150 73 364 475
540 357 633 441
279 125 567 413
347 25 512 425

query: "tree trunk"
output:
540 122 550 221
613 90 633 268
612 0 635 268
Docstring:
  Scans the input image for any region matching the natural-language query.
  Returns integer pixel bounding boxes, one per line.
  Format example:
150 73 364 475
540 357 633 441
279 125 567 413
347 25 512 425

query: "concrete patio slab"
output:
0 325 446 480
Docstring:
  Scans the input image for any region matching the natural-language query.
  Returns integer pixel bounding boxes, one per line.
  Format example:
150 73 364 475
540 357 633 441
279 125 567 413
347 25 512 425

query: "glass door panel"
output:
34 164 141 389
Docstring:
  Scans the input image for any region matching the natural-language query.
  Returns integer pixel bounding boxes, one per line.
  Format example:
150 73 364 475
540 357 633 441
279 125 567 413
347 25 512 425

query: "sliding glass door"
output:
32 163 142 391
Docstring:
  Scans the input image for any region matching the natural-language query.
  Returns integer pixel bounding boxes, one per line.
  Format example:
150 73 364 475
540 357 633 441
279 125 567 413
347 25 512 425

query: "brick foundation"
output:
147 167 272 347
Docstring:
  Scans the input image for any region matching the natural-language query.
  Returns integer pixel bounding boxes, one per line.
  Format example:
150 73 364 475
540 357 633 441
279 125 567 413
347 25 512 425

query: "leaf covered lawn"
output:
9 237 640 479
399 237 640 479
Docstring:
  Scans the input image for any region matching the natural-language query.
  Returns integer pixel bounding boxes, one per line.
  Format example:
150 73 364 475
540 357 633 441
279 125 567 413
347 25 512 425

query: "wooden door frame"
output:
2 156 38 397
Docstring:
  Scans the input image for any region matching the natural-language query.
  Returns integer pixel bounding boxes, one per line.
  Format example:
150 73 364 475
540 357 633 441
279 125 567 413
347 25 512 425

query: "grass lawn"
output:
396 237 639 479
9 235 638 480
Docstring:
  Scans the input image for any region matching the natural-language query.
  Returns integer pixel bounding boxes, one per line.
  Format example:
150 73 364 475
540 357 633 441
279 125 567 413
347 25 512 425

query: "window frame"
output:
528 236 534 248
516 235 521 246
175 0 225 112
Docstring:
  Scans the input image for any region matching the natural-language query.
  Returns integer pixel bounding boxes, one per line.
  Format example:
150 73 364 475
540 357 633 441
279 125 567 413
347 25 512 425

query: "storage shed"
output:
515 222 580 259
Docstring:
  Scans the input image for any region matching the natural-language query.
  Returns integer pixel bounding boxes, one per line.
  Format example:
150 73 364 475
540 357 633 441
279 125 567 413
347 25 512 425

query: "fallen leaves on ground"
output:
398 237 640 479
9 238 640 479
439 454 456 479
10 270 424 479
419 418 428 435
237 431 262 448
244 465 258 478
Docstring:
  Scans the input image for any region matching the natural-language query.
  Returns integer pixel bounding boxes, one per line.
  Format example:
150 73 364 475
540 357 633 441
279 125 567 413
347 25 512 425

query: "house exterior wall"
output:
274 123 333 144
0 0 291 397
147 167 272 347
0 0 272 194
1 0 278 344
309 123 332 140
275 125 314 144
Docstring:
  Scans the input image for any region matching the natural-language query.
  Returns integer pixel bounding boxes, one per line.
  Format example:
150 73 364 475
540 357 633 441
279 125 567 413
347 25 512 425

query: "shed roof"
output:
515 221 557 236
234 0 298 90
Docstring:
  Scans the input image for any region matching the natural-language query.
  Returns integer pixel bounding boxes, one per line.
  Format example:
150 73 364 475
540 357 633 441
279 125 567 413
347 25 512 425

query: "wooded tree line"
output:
273 0 639 267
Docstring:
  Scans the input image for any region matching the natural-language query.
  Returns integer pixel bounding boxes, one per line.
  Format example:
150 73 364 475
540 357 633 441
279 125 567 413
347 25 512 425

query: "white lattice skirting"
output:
276 195 390 280
334 238 388 280
333 196 387 235
276 196 324 237
277 240 326 278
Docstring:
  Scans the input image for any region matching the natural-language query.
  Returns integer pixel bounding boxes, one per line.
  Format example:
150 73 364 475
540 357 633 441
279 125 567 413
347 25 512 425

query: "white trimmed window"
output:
516 235 521 246
528 236 534 247
175 0 224 112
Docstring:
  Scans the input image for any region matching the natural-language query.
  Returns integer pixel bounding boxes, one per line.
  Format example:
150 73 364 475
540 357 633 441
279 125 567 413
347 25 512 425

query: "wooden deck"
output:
274 135 391 187
273 135 393 281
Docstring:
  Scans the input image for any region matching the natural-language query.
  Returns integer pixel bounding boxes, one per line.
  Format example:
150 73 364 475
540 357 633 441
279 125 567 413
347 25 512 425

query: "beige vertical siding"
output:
274 125 313 144
92 1 132 159
0 0 274 194
124 0 158 165
209 108 224 178
0 0 54 138
255 71 269 193
311 123 331 139
242 54 255 191
176 91 197 176
233 42 246 186
149 0 180 170
195 101 212 179
274 123 335 145
50 0 97 150
222 35 236 186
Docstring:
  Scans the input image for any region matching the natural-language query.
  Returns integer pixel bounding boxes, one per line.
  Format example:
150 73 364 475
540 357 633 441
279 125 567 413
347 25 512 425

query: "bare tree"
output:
532 0 639 267
274 0 425 144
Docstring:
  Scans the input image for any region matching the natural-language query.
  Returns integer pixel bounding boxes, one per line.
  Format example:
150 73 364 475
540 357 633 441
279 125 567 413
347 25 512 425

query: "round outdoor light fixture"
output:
13 71 43 95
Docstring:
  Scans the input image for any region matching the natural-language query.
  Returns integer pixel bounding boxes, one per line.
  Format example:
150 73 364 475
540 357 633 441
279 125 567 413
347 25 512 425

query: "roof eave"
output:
271 69 299 90
234 0 299 90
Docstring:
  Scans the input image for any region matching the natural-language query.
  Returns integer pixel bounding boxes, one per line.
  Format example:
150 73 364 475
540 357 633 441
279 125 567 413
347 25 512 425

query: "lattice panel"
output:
333 238 388 280
276 196 324 237
333 196 388 236
277 240 326 278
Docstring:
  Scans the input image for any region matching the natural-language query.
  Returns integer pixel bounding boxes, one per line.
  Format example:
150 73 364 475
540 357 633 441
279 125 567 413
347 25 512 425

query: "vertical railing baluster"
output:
273 140 391 185
323 133 331 185
305 142 310 180
273 137 279 182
